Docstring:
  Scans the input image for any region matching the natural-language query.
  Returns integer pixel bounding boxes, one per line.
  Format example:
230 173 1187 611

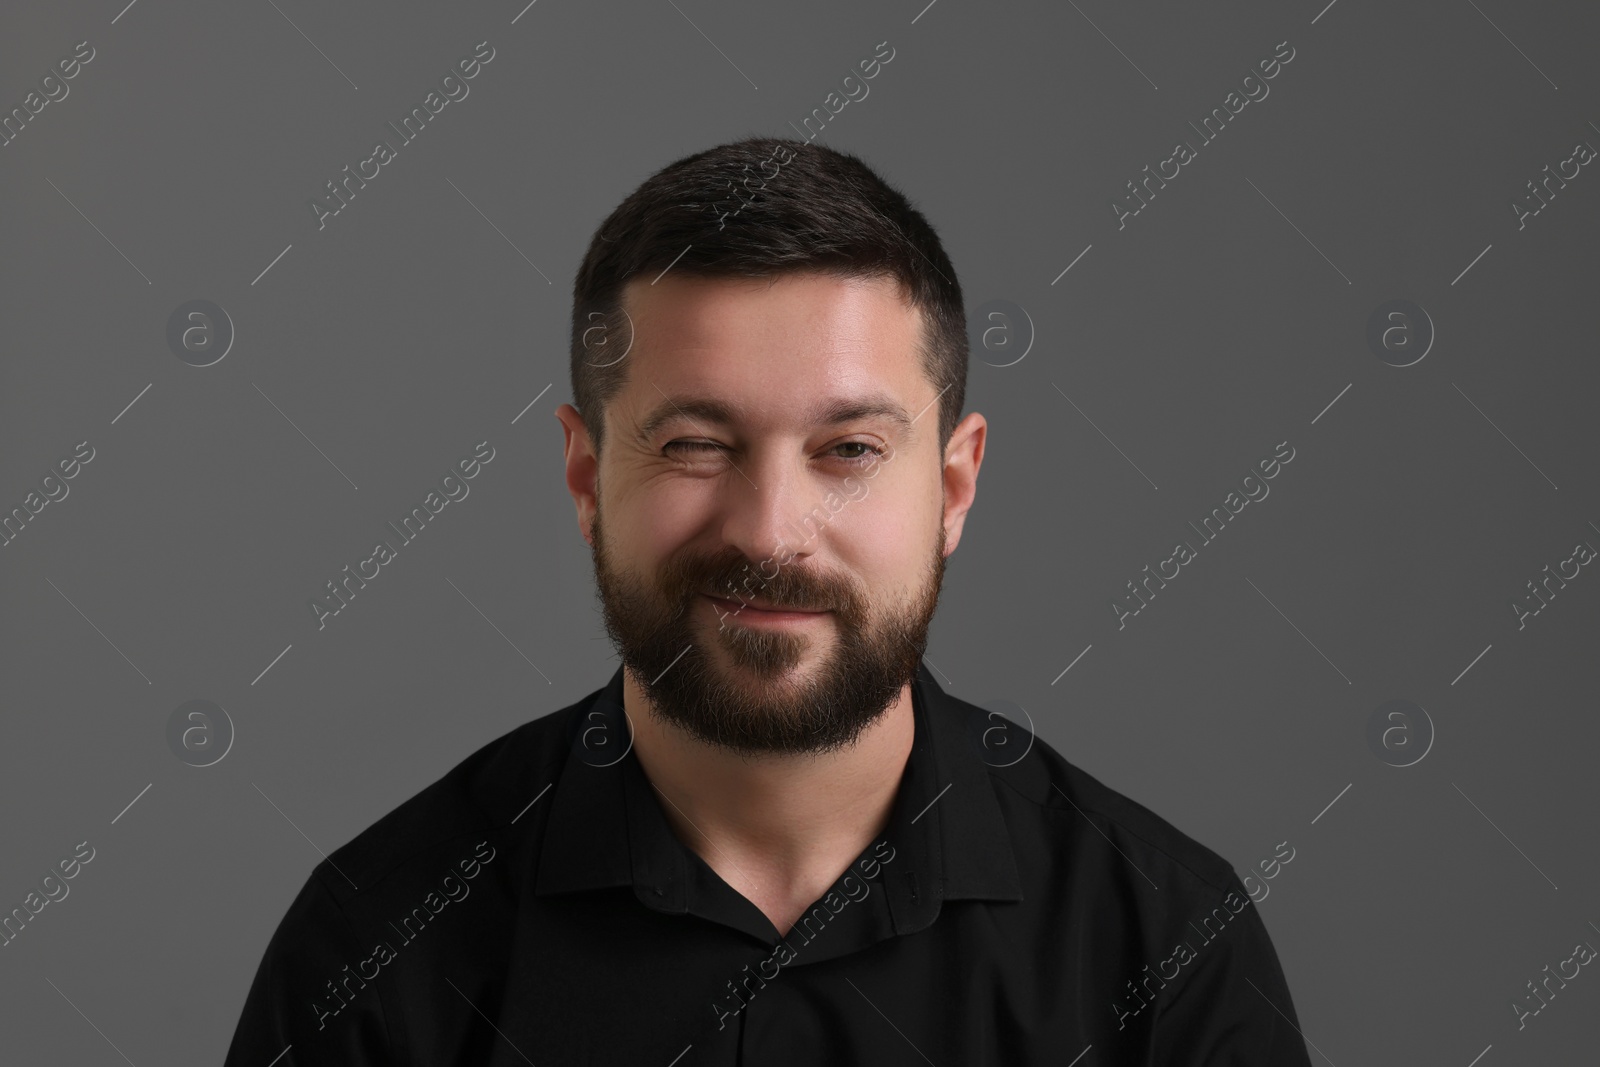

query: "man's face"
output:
565 272 977 757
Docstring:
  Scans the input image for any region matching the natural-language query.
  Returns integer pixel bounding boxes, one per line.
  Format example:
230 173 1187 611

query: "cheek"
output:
834 482 938 585
620 480 718 565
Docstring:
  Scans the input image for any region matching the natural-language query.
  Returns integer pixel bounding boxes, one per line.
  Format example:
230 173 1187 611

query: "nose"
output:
714 450 819 575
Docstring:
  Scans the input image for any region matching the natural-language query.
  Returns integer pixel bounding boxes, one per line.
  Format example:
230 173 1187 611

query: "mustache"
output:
661 545 855 614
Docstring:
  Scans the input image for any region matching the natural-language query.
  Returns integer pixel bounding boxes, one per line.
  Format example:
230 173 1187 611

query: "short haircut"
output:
569 136 967 457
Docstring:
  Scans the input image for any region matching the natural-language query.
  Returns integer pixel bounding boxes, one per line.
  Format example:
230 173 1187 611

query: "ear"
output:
555 403 598 546
940 411 986 557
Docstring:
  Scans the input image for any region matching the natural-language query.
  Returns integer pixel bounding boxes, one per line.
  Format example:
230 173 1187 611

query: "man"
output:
223 137 1314 1065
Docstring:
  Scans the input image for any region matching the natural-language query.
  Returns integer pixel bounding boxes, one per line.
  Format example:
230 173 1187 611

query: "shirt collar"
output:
532 661 1023 934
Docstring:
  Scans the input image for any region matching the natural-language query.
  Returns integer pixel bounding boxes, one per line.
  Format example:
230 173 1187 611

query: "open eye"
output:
830 441 887 464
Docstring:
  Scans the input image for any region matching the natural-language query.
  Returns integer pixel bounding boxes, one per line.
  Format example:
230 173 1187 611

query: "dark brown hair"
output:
570 136 967 456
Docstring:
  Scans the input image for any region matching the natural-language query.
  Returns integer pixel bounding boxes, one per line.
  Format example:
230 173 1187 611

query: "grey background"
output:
3 0 1597 1063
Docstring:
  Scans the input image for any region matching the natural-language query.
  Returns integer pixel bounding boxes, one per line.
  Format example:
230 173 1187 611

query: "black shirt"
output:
224 663 1313 1065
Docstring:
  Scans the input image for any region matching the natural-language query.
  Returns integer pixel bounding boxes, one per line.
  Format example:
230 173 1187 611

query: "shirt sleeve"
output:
1147 876 1314 1067
222 864 394 1067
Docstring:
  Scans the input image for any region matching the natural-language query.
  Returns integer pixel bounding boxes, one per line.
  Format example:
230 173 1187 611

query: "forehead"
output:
614 272 929 431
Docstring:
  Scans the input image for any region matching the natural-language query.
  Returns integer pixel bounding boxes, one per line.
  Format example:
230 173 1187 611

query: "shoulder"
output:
304 684 593 909
938 688 1241 901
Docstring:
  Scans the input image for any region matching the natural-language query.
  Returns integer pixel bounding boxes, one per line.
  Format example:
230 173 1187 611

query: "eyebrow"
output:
634 393 916 445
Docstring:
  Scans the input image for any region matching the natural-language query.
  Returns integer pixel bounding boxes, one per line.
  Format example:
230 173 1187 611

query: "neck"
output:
622 667 915 923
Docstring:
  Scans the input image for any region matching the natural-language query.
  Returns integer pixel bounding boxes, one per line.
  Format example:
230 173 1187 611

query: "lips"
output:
703 593 829 615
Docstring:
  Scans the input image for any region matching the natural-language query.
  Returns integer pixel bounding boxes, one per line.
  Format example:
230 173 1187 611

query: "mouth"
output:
701 593 832 625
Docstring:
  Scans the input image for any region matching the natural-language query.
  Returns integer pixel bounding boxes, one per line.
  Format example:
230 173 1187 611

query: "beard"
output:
589 499 946 757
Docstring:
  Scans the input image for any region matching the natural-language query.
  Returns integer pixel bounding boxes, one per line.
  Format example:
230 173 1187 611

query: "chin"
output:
708 641 818 679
